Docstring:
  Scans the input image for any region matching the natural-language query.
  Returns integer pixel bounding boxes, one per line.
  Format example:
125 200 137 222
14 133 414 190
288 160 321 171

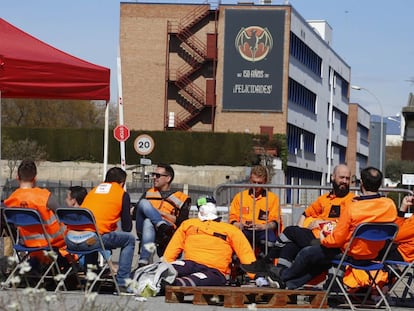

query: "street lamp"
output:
351 85 384 174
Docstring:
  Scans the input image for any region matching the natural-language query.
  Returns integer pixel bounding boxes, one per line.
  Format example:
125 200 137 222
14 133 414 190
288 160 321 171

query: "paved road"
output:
0 288 412 311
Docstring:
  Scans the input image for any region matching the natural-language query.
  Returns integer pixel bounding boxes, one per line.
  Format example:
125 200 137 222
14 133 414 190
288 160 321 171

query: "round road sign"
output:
134 134 155 155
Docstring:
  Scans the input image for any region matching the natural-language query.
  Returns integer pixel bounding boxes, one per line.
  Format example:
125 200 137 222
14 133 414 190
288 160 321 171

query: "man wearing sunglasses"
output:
134 164 190 267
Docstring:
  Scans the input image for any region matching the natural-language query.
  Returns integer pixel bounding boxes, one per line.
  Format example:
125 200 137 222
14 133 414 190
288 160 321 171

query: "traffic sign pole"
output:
117 50 127 174
134 134 155 194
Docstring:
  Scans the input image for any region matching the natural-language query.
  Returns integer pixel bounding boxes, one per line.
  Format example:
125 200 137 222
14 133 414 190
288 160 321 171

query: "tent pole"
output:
103 101 109 181
0 90 2 192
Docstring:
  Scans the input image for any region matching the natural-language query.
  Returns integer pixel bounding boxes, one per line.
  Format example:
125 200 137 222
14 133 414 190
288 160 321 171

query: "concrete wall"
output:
0 160 249 188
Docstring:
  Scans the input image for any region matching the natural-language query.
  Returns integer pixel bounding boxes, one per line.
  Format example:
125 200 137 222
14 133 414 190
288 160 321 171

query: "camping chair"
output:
55 207 120 295
1 207 67 291
319 222 399 311
376 259 414 307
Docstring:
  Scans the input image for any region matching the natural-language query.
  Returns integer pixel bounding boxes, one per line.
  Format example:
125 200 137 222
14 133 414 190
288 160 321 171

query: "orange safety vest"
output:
80 182 125 234
4 188 65 249
144 188 189 227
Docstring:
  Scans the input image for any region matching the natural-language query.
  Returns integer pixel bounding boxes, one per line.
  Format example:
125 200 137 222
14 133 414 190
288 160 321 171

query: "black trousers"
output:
266 226 316 267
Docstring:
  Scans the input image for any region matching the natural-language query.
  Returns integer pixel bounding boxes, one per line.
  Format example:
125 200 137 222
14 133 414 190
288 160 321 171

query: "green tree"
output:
385 159 414 183
2 136 48 179
1 98 116 128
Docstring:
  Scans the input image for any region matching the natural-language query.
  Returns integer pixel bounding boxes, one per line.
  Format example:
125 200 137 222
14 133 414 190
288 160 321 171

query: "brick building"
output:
119 1 370 186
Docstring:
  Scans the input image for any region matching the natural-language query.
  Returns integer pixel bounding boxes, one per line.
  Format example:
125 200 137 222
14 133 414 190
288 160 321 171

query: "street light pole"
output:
351 85 384 174
327 68 334 185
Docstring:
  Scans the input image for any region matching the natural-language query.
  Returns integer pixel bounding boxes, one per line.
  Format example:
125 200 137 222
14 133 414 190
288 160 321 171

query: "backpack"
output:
131 261 177 297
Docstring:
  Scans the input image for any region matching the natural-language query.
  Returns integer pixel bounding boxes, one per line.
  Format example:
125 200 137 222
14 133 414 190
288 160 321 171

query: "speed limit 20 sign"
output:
134 134 155 156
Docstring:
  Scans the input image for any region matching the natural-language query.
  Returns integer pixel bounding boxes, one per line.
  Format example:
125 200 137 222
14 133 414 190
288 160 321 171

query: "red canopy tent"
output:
0 18 111 175
0 18 110 100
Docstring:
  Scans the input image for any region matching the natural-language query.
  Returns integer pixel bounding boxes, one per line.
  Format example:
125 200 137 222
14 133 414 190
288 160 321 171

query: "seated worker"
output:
229 165 281 256
243 164 354 273
65 186 88 207
242 166 398 290
64 185 93 270
134 164 190 267
3 159 73 271
378 194 414 262
78 167 135 293
163 196 256 286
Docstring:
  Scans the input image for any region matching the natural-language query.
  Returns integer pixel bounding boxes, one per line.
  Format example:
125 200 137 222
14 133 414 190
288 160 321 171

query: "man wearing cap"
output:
163 196 256 286
134 164 191 267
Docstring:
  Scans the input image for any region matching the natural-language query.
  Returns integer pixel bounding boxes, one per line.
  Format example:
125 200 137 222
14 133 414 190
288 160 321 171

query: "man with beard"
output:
243 167 397 290
241 164 354 280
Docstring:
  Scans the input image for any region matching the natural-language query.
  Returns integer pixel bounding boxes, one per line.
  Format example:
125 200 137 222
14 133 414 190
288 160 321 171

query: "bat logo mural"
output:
235 26 273 62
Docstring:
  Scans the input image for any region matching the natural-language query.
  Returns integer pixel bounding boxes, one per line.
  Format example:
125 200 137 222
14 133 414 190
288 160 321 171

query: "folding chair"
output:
55 207 120 295
319 222 399 311
376 259 414 307
1 207 66 291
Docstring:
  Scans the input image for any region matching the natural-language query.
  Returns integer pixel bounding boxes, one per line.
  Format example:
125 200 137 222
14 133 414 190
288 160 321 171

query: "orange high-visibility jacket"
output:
302 192 355 238
144 188 189 227
394 215 414 262
229 189 281 227
4 188 65 248
164 218 256 276
80 182 125 234
322 195 397 260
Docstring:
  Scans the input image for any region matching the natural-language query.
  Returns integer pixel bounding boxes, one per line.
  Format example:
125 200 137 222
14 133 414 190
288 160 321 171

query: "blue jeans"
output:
65 232 101 268
101 231 136 286
65 231 135 286
135 199 167 263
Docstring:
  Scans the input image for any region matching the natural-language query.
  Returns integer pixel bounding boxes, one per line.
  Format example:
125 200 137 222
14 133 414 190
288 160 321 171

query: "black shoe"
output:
138 262 148 268
240 259 271 274
156 223 174 248
267 266 286 289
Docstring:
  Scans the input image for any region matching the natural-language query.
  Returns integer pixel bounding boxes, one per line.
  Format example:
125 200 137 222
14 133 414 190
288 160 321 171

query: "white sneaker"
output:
255 276 269 287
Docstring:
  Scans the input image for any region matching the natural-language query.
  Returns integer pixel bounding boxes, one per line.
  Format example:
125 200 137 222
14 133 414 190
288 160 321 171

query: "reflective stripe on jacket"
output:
144 188 189 227
4 188 65 248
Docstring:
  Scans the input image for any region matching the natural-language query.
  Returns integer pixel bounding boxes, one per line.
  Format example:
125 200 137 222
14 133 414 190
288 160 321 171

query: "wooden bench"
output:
165 285 328 308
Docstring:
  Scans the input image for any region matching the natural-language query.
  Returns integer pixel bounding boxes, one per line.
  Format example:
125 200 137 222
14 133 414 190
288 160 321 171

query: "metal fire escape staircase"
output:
169 5 212 130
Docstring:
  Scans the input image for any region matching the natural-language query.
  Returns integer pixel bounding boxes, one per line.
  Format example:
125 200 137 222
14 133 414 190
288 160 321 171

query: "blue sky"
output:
1 0 413 119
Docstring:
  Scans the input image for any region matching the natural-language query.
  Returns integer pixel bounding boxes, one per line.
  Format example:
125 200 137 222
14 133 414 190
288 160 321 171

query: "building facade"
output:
347 103 370 180
402 92 414 161
120 1 368 185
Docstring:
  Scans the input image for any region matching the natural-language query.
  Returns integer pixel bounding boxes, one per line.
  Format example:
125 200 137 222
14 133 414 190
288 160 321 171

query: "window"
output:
288 78 316 113
290 32 322 77
359 124 369 146
288 124 315 154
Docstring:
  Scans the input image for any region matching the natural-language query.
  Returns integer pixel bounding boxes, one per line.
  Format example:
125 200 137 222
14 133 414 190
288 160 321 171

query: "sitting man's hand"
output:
307 219 324 230
232 222 243 229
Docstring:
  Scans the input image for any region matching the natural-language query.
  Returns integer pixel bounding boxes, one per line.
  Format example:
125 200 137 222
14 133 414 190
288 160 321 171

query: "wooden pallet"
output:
165 285 328 308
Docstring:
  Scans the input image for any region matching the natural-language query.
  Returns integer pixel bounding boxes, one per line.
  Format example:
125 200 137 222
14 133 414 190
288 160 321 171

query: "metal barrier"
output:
213 183 414 228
